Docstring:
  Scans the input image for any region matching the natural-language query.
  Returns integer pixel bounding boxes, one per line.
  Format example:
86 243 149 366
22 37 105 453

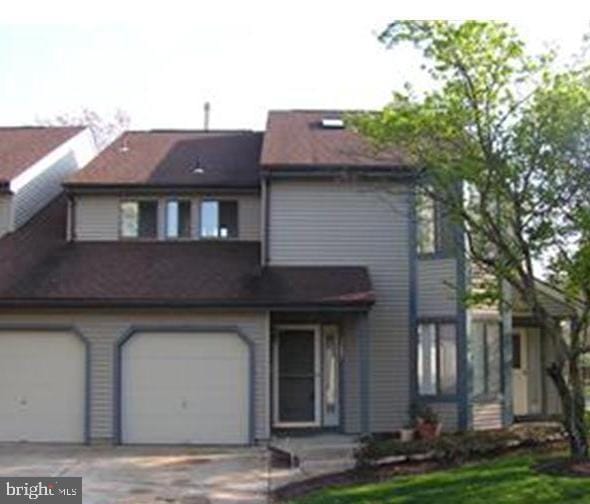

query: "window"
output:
417 322 457 395
472 321 502 397
416 188 455 255
200 200 238 239
166 200 192 239
120 200 158 239
417 190 436 254
512 332 522 370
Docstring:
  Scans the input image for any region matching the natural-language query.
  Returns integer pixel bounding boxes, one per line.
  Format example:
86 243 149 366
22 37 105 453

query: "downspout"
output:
67 194 77 242
261 175 270 265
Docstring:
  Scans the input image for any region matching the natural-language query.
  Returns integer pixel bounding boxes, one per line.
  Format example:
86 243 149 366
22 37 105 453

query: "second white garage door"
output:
0 331 86 443
121 331 249 444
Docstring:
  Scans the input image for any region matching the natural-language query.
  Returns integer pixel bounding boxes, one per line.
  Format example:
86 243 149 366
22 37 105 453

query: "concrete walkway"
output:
0 444 273 504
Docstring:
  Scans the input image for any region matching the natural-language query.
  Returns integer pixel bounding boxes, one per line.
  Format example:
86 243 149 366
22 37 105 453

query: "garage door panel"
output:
127 332 246 358
122 332 249 445
0 332 85 443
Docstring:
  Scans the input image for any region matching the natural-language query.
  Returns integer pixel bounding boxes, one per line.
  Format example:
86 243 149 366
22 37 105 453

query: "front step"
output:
269 435 358 475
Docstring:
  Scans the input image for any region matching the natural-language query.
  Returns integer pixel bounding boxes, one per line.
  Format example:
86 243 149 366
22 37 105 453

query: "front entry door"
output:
273 326 321 427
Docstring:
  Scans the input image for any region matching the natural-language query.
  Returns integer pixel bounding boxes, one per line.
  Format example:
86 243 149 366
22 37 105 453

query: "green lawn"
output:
291 454 590 503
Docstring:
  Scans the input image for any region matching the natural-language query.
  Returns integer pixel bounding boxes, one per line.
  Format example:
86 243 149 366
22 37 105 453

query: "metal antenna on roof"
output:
204 102 211 131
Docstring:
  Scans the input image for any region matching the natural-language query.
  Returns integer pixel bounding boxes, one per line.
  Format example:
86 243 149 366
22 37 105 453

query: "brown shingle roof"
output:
66 130 263 189
0 197 374 308
0 126 83 184
260 110 405 169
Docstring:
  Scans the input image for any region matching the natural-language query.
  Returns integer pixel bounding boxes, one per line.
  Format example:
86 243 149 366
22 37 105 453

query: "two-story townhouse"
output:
0 113 564 445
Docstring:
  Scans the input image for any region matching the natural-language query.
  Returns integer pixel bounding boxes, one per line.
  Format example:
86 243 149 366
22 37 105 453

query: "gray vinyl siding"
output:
342 314 360 433
472 402 503 430
12 150 80 229
0 195 12 236
0 309 270 442
74 194 261 241
268 179 411 431
75 196 120 240
417 258 458 317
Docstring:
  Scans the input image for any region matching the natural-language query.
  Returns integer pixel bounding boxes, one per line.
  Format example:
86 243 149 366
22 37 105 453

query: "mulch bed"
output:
273 442 567 502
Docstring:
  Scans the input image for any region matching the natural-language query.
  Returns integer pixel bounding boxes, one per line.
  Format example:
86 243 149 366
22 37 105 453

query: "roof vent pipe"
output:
204 102 211 131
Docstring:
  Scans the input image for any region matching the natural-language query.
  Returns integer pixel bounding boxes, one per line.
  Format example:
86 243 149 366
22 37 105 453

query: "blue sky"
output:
0 3 589 130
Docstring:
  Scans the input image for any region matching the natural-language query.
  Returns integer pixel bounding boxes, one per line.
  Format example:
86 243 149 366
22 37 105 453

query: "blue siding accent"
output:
408 188 418 408
113 325 256 445
502 284 514 426
455 207 469 431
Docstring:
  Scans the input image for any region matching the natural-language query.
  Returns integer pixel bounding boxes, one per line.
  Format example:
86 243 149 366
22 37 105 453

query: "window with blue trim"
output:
417 322 457 396
416 188 455 256
472 321 501 398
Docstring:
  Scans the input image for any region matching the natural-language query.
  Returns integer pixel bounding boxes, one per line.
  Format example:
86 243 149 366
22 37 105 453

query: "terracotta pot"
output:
417 420 441 440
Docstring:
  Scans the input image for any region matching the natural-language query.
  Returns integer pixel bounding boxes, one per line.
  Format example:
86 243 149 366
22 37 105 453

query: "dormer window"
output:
200 200 238 239
166 200 192 239
120 200 158 239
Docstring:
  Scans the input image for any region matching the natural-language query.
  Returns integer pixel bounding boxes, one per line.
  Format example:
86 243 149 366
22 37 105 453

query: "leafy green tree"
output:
353 21 590 457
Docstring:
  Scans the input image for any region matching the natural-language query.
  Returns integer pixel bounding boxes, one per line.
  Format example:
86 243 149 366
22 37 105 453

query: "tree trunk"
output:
547 361 588 459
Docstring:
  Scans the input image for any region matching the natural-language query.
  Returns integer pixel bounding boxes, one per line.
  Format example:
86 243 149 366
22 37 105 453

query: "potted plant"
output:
399 423 415 442
410 403 442 440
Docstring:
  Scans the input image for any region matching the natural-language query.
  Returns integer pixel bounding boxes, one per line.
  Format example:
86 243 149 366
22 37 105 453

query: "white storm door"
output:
273 326 321 427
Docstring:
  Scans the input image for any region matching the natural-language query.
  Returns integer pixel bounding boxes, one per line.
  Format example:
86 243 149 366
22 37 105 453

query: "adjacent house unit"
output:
0 112 564 445
0 126 96 236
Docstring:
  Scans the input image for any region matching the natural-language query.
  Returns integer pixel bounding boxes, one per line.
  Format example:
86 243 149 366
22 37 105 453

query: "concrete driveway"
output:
0 444 273 504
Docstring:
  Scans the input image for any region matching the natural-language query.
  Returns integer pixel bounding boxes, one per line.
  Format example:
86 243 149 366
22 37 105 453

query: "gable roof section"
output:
66 130 263 190
260 110 405 169
0 126 84 185
0 197 374 309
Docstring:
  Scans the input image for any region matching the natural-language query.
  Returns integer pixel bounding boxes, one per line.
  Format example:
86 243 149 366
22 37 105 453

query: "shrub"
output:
355 424 565 467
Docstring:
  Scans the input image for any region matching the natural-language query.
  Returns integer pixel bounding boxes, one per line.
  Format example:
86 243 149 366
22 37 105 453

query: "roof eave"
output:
261 164 417 179
0 298 375 311
64 183 261 195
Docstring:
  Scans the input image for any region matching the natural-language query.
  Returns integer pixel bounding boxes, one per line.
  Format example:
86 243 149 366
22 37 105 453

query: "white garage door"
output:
0 331 86 442
121 331 249 444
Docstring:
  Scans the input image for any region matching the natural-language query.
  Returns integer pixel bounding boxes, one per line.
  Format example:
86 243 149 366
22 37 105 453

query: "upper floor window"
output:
200 200 238 239
166 200 191 239
120 200 158 239
417 321 457 396
416 190 436 254
416 189 455 256
472 321 501 398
